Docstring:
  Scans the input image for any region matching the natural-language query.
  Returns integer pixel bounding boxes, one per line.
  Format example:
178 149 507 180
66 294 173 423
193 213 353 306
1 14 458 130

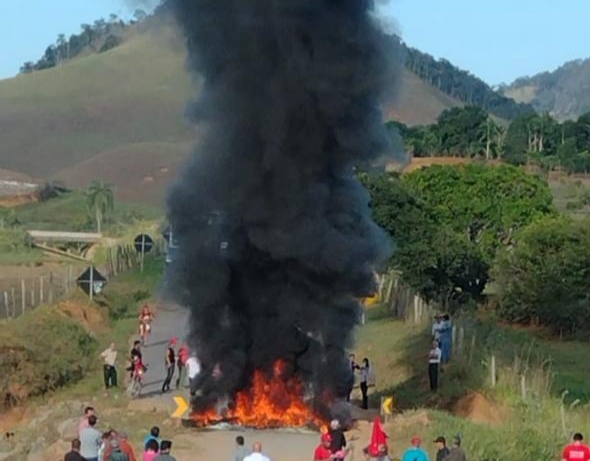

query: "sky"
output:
0 0 589 84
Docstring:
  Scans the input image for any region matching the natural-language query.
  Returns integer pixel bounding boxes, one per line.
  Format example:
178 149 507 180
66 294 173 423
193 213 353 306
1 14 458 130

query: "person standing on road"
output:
65 439 86 461
443 436 466 461
144 427 161 451
78 406 95 436
401 437 429 461
143 439 159 461
161 340 176 393
80 415 102 461
153 440 177 461
561 433 590 461
176 343 189 389
428 340 442 392
233 436 250 461
313 433 333 461
243 442 271 461
186 353 201 396
329 419 347 461
434 437 450 461
347 353 360 402
100 343 118 389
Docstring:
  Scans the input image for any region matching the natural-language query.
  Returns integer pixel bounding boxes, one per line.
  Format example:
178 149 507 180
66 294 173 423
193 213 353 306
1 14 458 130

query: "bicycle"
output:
127 365 147 399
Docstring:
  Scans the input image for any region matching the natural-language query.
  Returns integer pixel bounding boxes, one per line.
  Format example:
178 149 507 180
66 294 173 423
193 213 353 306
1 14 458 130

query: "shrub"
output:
0 306 97 404
492 215 590 334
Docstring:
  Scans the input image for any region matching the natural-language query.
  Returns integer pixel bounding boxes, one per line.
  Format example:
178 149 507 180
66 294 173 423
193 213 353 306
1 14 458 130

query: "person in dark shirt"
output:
434 436 450 461
161 339 176 393
64 438 85 461
128 340 142 378
329 419 347 461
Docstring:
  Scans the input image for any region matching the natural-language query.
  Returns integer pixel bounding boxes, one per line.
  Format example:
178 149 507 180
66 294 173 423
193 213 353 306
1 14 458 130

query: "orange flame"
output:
191 360 327 429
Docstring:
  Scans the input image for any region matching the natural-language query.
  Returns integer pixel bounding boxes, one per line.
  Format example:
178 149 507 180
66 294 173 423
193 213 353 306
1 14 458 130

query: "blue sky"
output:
0 0 588 84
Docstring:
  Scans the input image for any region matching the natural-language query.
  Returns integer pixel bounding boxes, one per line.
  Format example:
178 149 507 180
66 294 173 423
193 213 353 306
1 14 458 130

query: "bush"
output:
0 306 97 404
492 215 590 334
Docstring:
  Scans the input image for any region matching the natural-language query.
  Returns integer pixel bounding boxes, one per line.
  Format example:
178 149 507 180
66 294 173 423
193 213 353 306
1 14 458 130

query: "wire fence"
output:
0 241 165 320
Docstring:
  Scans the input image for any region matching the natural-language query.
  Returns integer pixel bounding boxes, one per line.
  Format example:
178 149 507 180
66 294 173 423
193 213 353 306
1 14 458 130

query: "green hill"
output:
0 22 465 206
502 57 590 121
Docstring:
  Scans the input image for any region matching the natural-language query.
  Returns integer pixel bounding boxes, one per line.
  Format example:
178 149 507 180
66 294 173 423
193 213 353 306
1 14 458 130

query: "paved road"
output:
135 304 190 399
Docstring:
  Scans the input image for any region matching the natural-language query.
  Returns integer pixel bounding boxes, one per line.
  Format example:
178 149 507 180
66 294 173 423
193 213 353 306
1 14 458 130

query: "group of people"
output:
428 314 453 392
348 354 375 409
98 304 202 397
64 406 178 461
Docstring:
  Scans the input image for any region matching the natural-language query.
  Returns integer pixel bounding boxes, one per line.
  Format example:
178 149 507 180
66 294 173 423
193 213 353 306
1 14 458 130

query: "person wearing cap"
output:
314 433 334 461
434 437 450 461
107 439 129 461
401 437 429 461
443 436 466 461
153 440 177 461
161 339 177 393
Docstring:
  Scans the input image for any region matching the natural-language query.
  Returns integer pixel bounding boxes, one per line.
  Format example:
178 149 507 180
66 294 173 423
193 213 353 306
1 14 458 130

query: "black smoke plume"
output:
165 0 401 417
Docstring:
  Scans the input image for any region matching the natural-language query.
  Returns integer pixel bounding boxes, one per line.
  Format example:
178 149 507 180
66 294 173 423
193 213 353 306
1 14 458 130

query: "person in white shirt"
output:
186 354 201 395
428 340 442 392
243 442 271 461
431 315 443 341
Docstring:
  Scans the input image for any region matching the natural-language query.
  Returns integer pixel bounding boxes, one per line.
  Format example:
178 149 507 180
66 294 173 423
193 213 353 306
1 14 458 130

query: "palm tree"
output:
86 180 114 233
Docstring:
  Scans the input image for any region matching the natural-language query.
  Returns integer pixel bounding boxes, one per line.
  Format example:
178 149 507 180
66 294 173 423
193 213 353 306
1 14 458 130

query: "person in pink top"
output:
78 406 95 435
143 438 159 461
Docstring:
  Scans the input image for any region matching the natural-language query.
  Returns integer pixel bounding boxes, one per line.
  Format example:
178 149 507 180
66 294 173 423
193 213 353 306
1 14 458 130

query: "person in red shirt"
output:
563 433 590 461
176 343 190 389
315 433 334 461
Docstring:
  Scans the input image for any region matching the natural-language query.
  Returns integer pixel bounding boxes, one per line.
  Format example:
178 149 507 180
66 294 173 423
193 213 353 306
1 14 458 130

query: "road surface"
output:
136 303 190 399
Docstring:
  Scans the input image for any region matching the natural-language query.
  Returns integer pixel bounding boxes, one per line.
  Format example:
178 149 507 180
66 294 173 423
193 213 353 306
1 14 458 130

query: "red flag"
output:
368 416 388 456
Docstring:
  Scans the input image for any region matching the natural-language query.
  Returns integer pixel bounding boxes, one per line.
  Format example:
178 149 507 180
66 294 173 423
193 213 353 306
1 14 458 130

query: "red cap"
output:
169 337 178 345
321 433 332 443
411 436 421 446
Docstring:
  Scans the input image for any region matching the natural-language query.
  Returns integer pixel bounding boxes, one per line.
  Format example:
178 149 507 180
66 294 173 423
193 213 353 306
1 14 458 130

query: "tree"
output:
133 9 147 22
436 106 488 157
493 216 590 334
20 62 34 74
399 164 554 305
86 181 114 233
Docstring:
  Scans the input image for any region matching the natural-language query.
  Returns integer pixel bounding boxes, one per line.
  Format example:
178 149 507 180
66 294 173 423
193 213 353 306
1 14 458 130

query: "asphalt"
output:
135 303 190 399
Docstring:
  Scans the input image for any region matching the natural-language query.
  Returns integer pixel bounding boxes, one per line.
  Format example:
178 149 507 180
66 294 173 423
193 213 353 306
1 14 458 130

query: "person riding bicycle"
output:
131 355 146 380
138 305 154 340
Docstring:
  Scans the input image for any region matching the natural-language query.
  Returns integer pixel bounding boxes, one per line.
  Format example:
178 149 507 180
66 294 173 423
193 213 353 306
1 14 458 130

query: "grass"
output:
549 177 590 217
0 22 462 208
13 191 161 232
355 306 590 461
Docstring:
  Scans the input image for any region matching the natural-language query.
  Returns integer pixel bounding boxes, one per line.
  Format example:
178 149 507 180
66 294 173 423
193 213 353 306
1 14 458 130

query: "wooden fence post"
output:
3 292 8 319
520 375 527 400
21 279 25 315
11 288 15 317
39 277 44 304
490 355 496 387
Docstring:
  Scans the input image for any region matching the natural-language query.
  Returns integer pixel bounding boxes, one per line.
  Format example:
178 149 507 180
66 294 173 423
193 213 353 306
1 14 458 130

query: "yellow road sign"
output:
171 395 189 419
381 396 393 415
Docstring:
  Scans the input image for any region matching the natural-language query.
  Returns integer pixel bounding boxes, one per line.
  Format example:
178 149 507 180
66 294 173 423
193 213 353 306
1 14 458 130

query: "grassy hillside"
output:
0 22 464 206
502 57 590 121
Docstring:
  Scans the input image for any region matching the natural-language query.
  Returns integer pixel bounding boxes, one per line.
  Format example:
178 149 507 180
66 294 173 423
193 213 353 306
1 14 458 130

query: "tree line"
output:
361 164 588 335
19 10 149 74
402 44 535 120
391 106 590 174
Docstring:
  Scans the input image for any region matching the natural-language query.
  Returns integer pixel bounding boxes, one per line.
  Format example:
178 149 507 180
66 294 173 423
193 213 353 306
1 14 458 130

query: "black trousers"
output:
103 365 117 388
428 363 439 391
360 381 368 409
162 364 175 392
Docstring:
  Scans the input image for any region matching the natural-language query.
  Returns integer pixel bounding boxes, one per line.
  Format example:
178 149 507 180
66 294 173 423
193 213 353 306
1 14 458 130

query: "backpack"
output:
109 449 129 461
